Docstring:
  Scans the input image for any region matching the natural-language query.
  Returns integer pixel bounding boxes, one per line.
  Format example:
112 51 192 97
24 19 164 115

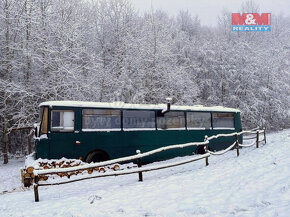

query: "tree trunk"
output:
4 0 11 82
24 0 32 82
2 119 9 164
3 141 8 164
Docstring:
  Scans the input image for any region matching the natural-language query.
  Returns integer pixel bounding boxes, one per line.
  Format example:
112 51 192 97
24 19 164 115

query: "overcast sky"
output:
133 0 290 26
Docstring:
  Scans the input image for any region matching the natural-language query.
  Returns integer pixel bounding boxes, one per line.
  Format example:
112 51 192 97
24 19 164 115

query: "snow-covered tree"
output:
0 0 289 158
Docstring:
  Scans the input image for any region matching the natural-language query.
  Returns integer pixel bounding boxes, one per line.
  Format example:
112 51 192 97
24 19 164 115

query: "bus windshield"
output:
40 107 48 135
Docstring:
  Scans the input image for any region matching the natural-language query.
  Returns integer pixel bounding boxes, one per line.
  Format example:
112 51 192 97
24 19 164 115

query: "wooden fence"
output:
1 126 34 164
32 128 266 202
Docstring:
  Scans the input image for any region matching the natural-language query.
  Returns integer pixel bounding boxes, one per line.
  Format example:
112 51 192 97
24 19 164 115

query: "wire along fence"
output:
32 128 266 202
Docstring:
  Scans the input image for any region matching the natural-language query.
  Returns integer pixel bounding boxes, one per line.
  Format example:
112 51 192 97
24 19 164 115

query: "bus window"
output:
82 109 121 130
123 110 155 130
187 112 211 129
212 113 234 129
51 110 74 132
40 107 48 135
157 111 185 130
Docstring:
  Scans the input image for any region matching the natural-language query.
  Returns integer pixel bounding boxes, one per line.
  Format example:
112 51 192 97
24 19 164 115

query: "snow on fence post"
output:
34 176 39 202
136 150 143 182
235 134 239 157
256 130 259 148
204 136 209 166
263 128 266 144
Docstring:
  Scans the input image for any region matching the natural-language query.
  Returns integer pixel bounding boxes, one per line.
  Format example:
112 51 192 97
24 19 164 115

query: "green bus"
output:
35 101 242 163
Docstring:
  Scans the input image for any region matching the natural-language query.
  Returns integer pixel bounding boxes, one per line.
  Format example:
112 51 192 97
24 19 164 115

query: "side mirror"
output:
34 127 38 138
33 123 39 138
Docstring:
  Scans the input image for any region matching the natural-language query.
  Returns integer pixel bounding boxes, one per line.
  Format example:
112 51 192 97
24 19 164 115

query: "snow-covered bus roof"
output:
39 101 240 113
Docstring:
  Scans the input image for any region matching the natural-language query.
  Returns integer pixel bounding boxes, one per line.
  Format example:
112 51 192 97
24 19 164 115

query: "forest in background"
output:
0 0 289 155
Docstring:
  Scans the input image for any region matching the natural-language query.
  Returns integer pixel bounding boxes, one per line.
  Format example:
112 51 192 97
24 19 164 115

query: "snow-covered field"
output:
0 129 289 217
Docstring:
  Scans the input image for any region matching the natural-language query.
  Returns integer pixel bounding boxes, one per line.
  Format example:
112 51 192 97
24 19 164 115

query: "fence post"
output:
235 134 239 157
28 129 32 154
263 128 266 144
34 175 39 202
136 150 143 182
204 136 209 166
256 130 259 148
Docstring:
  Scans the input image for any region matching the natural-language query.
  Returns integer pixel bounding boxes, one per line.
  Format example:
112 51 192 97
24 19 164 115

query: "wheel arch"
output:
84 149 110 163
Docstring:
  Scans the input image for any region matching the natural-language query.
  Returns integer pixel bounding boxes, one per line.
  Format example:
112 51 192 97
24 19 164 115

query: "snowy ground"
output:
0 157 26 193
0 129 289 217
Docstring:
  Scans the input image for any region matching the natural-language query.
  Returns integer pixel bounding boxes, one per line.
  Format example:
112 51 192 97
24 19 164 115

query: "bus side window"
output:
187 112 211 129
212 113 234 129
82 109 121 130
123 110 155 130
157 111 185 130
40 107 48 135
51 110 75 132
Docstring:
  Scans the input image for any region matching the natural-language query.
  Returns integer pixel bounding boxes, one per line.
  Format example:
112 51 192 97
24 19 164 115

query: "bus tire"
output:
195 145 207 155
85 151 109 163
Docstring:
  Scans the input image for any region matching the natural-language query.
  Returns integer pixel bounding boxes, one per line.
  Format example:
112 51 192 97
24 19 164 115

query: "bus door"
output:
49 109 76 159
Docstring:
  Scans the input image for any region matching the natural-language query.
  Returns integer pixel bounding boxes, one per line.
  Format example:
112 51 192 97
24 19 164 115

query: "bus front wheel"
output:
85 151 109 163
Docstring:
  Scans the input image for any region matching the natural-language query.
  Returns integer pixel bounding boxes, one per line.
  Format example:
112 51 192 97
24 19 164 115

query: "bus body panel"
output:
36 138 50 159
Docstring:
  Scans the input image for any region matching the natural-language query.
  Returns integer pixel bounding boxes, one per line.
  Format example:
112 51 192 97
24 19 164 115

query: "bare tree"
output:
0 0 289 158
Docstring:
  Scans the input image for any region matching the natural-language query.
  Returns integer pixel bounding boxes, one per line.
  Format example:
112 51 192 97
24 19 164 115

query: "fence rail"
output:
37 154 210 187
243 136 256 140
33 140 209 176
32 128 266 202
